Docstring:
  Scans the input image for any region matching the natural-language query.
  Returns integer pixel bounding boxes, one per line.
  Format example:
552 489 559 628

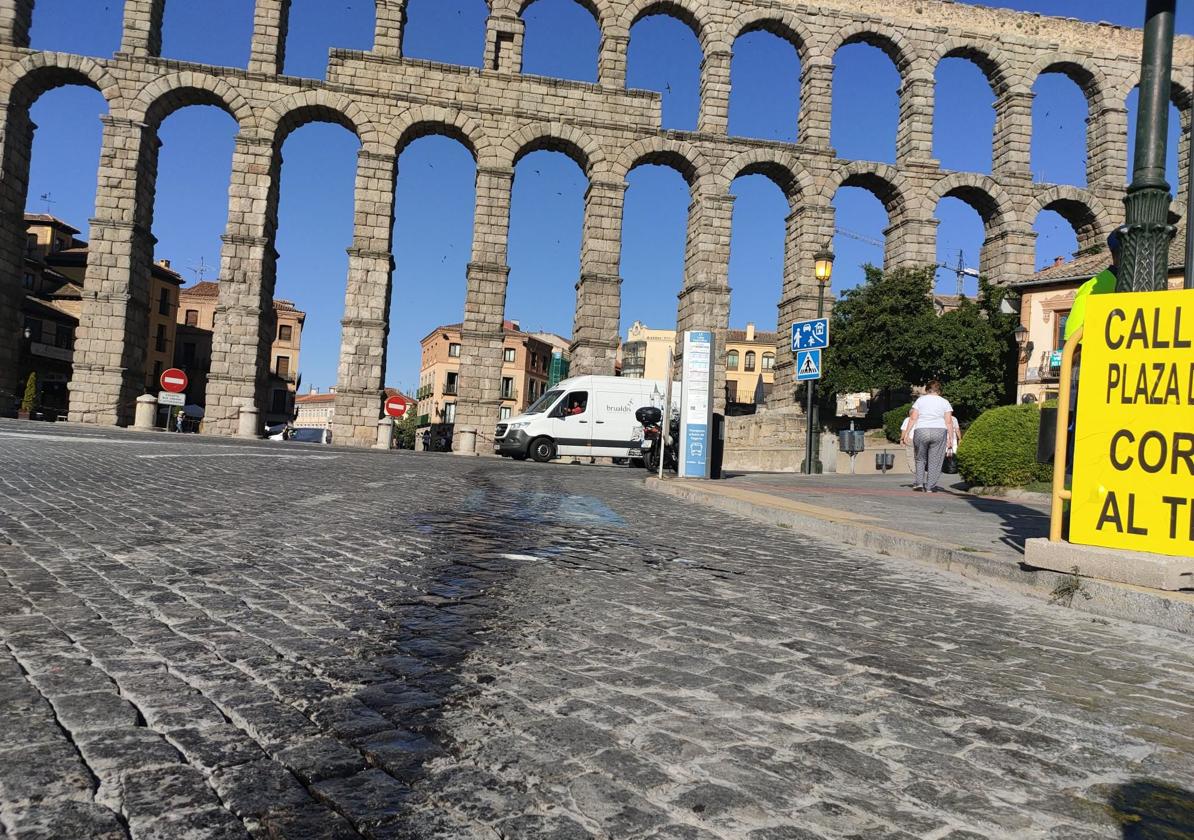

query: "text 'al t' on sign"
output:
1071 290 1194 558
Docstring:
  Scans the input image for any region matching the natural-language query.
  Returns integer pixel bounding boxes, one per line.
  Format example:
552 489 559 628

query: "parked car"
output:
267 425 332 444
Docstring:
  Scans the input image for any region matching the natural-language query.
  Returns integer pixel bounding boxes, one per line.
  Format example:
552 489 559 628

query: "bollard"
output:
456 427 477 455
134 394 158 430
237 405 260 439
375 418 393 450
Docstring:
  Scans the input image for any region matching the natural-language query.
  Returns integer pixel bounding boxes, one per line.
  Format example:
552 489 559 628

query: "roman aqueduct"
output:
0 0 1190 447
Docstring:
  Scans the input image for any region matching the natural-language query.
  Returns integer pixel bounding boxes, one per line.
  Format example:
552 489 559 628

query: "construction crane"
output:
939 249 980 298
835 227 884 248
835 228 979 297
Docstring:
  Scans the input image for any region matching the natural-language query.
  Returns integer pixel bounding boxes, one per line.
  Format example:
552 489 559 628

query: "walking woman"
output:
901 380 956 493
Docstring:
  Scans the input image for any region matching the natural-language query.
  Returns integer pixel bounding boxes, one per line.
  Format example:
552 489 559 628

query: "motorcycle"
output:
635 406 679 473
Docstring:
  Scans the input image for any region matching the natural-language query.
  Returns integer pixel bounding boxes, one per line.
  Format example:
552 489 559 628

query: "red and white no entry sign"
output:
160 368 188 394
384 395 409 418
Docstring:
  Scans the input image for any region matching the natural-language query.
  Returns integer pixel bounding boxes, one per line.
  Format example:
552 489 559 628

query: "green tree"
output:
822 265 937 399
822 267 1021 422
394 412 418 450
20 372 38 413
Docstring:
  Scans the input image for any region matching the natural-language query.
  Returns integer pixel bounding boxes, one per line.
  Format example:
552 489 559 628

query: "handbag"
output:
942 452 959 474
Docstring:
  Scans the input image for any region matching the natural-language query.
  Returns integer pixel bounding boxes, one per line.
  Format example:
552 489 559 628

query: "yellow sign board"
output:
1070 289 1194 557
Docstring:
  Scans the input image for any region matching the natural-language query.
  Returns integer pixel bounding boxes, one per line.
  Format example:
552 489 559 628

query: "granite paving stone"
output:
0 424 1192 838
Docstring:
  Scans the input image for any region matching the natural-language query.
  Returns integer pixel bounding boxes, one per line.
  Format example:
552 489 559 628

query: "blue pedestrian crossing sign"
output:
796 349 822 382
792 317 830 351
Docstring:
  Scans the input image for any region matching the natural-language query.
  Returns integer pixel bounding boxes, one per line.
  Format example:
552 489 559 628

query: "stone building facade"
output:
174 280 305 427
0 0 1190 447
416 320 554 428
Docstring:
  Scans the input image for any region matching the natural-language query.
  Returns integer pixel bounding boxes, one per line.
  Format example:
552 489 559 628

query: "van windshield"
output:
525 389 562 415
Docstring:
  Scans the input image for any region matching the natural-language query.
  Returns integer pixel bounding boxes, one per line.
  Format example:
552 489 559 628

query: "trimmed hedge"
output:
883 403 912 443
956 403 1052 487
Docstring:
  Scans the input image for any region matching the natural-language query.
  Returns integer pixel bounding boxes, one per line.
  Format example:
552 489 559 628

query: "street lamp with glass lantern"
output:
803 247 834 474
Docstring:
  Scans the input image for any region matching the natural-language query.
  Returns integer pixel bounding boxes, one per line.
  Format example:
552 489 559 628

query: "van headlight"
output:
508 421 530 430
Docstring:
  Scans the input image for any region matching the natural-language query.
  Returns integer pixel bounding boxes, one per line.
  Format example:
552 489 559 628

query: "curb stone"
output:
646 477 1193 636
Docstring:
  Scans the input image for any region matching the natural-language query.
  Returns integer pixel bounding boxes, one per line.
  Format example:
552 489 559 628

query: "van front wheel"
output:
530 437 556 463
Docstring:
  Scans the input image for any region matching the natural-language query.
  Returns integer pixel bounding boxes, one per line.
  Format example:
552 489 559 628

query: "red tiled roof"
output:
726 329 779 344
180 280 220 298
1018 233 1186 287
296 393 336 404
24 213 80 234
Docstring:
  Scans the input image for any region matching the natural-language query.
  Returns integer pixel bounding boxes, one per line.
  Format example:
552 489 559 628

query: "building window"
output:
158 287 170 316
155 324 167 353
153 361 162 382
182 342 196 367
54 325 71 349
501 377 515 399
276 356 290 379
25 234 37 253
1054 311 1070 350
727 380 738 402
22 273 34 290
278 324 292 342
504 347 516 363
727 350 739 370
762 353 775 371
744 351 756 372
53 237 65 253
499 406 511 420
445 371 458 395
443 402 456 423
271 389 287 414
448 342 461 358
184 309 198 326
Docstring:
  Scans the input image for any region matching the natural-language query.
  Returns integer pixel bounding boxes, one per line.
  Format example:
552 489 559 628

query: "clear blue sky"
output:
25 0 1193 395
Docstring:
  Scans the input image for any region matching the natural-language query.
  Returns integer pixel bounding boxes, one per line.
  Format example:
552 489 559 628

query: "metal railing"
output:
1048 326 1083 542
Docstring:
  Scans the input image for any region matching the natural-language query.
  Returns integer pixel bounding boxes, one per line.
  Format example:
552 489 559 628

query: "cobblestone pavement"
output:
1 422 1192 840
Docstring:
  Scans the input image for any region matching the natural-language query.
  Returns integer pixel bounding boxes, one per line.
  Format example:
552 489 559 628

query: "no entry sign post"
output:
384 395 409 419
159 368 188 431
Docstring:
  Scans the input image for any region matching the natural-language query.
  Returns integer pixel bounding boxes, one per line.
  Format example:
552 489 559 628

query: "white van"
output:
494 375 669 462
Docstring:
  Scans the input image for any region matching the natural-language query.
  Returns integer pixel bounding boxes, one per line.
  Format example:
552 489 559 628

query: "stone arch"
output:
515 0 612 28
825 22 917 73
501 121 601 175
930 39 1013 96
728 9 812 64
132 71 256 131
0 52 123 109
614 136 710 187
263 89 383 153
388 105 492 164
929 172 1019 232
1117 70 1193 113
1028 184 1113 249
823 161 908 218
620 0 710 53
1026 53 1111 109
716 149 813 208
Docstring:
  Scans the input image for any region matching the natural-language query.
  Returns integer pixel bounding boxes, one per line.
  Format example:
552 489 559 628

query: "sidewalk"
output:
647 471 1194 635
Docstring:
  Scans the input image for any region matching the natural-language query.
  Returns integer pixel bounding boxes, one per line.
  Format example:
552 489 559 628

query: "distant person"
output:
899 415 916 474
901 381 956 493
175 411 184 433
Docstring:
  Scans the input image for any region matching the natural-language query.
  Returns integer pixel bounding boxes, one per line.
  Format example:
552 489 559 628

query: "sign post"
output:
792 318 829 474
1069 290 1194 559
159 368 188 431
679 331 714 479
384 395 409 419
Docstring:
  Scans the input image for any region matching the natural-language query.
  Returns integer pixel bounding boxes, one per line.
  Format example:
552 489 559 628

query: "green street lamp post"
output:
802 248 834 475
1121 0 1177 293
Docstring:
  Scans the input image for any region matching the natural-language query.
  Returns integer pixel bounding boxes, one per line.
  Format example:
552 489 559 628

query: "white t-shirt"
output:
912 394 953 430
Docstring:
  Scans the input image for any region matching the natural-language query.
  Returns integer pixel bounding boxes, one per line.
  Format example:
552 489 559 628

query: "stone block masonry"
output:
0 0 1189 444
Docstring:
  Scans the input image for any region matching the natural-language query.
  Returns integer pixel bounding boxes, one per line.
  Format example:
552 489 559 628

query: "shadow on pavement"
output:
1106 779 1194 838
